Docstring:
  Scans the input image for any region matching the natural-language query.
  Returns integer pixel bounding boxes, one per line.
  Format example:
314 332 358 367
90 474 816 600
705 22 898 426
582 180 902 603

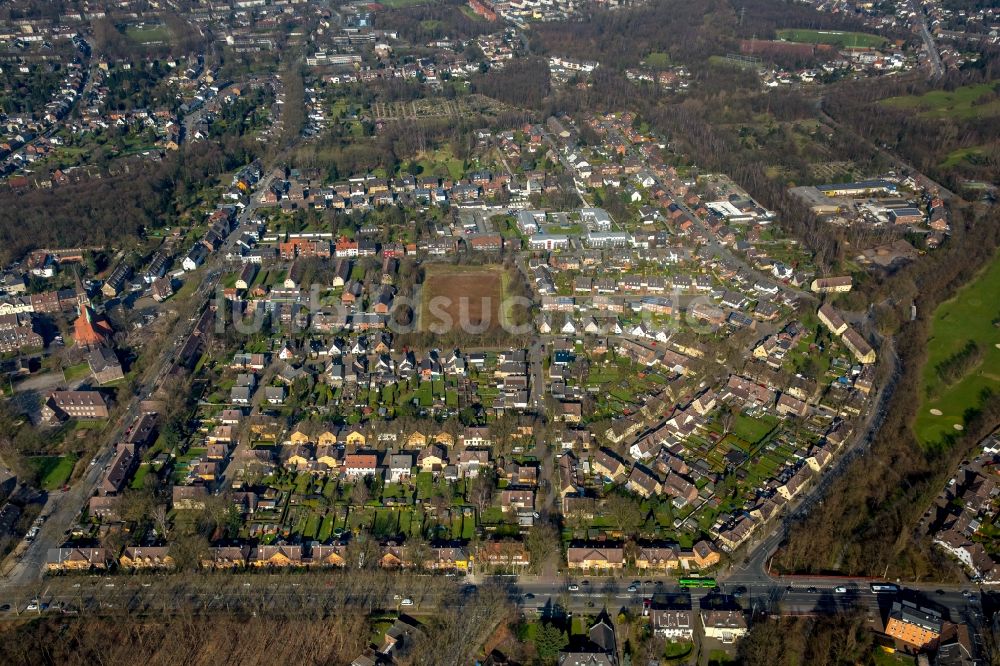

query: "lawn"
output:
63 362 92 383
915 251 1000 447
303 513 322 540
318 514 335 542
415 472 435 500
125 24 171 44
130 464 151 490
776 28 886 48
372 508 402 536
645 52 672 69
871 648 916 666
664 641 693 660
381 0 431 7
882 82 1000 120
27 455 77 490
707 649 737 666
414 146 465 181
939 144 993 169
732 413 779 444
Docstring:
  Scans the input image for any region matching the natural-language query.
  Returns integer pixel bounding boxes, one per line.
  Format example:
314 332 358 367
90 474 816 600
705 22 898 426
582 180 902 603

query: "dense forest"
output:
737 612 878 666
471 58 551 110
0 578 514 666
529 0 875 72
0 139 259 264
375 0 495 43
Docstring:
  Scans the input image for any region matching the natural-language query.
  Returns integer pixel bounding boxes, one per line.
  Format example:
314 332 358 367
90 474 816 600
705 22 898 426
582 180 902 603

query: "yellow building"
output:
566 546 625 570
120 546 174 570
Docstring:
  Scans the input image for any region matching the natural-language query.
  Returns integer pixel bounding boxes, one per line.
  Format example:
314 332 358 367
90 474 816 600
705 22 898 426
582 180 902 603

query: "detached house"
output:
501 488 535 512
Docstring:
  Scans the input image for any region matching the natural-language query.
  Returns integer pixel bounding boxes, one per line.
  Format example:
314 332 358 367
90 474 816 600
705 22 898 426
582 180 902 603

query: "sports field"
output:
914 252 1000 446
126 24 171 44
776 29 886 49
378 0 431 8
420 264 506 335
882 82 1000 120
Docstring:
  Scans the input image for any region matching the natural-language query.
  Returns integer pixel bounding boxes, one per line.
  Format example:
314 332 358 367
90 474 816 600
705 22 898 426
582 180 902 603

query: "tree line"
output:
0 137 262 264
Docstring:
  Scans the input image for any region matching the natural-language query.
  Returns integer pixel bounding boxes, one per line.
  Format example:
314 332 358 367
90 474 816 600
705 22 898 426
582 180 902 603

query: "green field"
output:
63 362 92 383
940 145 992 169
27 455 77 490
380 0 432 9
645 52 672 69
915 252 1000 446
414 146 465 181
776 28 886 49
882 82 1000 120
125 24 171 44
732 413 779 444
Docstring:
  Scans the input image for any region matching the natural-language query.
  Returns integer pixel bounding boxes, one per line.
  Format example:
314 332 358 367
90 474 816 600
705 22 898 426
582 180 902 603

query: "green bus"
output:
678 577 717 589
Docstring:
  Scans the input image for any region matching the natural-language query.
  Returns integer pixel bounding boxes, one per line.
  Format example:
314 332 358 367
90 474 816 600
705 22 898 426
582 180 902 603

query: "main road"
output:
910 0 944 79
0 571 985 635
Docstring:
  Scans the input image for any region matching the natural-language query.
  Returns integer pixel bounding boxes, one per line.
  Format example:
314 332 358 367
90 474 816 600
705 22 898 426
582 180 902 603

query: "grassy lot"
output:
915 251 1000 447
645 52 672 69
130 464 151 490
882 82 1000 120
27 455 77 490
706 649 737 665
664 641 693 660
776 28 886 48
732 413 779 444
939 144 993 169
63 362 92 383
414 146 465 181
172 271 202 301
871 648 916 666
381 0 432 7
125 24 171 44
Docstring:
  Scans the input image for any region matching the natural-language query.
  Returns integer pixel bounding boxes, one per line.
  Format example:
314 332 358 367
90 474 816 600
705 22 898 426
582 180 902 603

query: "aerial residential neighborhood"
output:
0 0 995 664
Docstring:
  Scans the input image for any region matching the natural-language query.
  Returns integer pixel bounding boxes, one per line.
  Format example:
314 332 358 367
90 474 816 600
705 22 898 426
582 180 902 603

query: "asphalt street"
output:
0 573 987 635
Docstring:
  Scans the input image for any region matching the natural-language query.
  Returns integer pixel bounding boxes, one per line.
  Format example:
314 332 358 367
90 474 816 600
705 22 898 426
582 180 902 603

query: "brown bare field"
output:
740 39 835 59
420 265 505 334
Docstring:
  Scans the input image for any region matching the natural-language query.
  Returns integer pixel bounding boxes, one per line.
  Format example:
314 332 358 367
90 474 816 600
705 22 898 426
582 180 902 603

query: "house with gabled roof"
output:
201 545 251 569
592 448 627 481
566 545 625 570
635 544 680 571
308 544 347 568
120 546 174 570
46 547 110 571
252 544 304 567
627 464 662 499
